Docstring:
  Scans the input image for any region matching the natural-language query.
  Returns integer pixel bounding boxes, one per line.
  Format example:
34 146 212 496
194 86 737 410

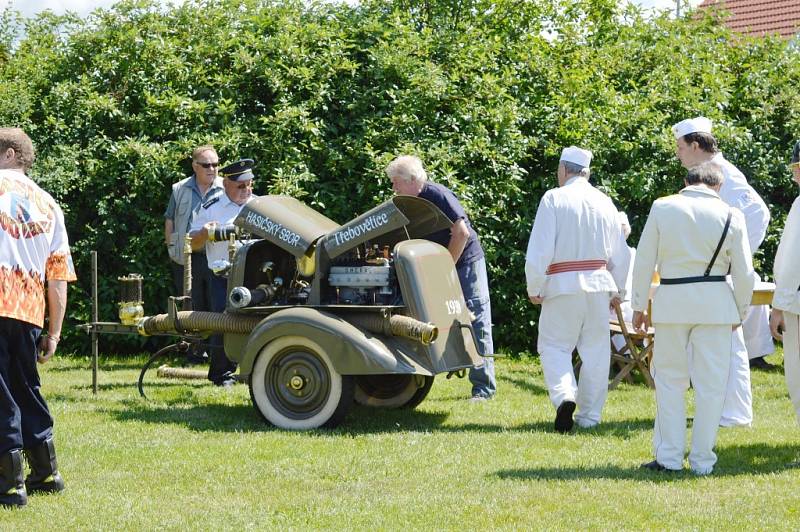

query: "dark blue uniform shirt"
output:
417 181 484 268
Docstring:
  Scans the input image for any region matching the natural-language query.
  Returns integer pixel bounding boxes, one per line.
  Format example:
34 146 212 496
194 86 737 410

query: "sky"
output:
1 0 704 20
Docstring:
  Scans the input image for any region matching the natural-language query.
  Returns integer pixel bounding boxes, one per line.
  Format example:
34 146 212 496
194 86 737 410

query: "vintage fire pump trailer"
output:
136 195 484 429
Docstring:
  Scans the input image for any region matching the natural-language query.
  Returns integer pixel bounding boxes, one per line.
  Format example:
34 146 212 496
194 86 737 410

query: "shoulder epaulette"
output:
202 197 220 209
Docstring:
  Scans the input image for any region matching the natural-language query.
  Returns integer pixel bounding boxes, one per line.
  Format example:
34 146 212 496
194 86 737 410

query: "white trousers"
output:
538 291 611 427
719 327 753 427
743 304 775 359
783 312 800 423
652 323 732 473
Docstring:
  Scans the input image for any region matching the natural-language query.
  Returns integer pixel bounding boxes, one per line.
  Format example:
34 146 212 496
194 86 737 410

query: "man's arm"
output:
630 204 660 331
448 219 470 264
525 194 555 302
772 198 800 316
734 189 770 252
39 280 67 363
728 211 755 323
608 220 631 299
164 190 178 246
164 218 174 246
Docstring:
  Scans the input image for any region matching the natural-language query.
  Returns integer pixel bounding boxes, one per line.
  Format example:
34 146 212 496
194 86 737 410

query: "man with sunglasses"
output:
190 159 256 387
164 145 224 364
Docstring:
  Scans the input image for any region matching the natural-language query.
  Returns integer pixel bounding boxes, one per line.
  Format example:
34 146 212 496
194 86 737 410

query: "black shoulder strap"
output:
704 209 732 277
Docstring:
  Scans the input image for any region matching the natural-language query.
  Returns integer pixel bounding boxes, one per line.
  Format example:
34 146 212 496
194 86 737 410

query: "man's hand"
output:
609 295 621 311
770 308 785 341
37 334 58 364
529 295 544 305
632 310 648 333
190 222 215 250
205 221 219 241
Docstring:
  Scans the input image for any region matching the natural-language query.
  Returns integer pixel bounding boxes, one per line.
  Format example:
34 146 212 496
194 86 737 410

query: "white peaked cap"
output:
560 146 592 167
672 117 713 139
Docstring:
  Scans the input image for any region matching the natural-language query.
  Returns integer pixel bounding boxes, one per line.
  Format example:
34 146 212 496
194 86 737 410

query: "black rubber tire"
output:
400 375 434 410
354 374 434 410
249 336 354 429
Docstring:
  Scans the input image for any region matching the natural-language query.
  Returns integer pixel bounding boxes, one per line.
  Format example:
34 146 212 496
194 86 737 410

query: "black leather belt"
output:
660 210 732 287
659 275 726 285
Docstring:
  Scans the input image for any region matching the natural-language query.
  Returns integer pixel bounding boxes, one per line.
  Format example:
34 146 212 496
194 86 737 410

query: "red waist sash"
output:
546 259 607 275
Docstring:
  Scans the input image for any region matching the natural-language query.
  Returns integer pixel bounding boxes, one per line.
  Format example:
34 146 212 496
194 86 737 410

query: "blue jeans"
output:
458 258 496 398
0 318 52 455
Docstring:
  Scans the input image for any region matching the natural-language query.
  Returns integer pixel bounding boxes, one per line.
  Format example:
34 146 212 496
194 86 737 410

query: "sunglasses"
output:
195 161 219 169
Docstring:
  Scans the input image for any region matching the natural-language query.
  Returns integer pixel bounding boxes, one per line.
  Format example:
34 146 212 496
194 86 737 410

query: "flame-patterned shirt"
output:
0 169 77 327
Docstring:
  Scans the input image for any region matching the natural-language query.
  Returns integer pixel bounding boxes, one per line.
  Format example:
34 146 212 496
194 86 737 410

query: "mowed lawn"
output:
3 352 800 529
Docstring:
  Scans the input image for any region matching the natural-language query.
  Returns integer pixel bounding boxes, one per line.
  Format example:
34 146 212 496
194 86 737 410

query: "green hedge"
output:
1 0 798 354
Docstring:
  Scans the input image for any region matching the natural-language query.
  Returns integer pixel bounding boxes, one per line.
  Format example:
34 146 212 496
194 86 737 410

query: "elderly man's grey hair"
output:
385 155 428 183
562 161 590 179
686 161 724 188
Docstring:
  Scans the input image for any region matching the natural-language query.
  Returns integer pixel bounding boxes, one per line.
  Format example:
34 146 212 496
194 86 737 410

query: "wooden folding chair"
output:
608 299 655 389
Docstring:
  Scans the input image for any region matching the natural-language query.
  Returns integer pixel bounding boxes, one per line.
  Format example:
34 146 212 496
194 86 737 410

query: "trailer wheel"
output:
250 336 353 429
354 374 434 409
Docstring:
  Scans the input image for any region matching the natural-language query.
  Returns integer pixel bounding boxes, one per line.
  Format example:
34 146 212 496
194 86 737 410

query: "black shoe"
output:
554 400 576 433
640 460 678 472
0 450 27 507
749 356 777 371
24 438 65 494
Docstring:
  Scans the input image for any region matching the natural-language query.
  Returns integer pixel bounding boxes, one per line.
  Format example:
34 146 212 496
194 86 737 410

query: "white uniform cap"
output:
672 117 713 139
559 146 592 168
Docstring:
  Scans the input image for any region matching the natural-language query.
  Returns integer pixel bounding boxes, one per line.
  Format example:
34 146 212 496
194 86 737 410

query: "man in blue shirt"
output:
164 145 223 363
386 155 496 400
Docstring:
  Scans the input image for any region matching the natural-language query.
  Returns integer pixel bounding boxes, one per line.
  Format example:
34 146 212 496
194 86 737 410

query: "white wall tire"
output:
249 336 353 429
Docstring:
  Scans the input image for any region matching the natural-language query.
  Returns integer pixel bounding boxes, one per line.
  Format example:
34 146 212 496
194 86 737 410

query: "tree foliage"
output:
0 0 798 354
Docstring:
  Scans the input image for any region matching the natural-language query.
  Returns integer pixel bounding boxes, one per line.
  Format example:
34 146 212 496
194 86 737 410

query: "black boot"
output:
0 449 27 507
24 438 64 494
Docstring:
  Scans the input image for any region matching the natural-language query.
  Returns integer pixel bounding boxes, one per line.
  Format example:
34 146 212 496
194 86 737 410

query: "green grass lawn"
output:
3 351 800 529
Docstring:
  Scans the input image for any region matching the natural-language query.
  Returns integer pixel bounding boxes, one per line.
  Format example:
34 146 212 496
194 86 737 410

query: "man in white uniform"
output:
190 158 256 386
611 211 636 352
526 147 630 433
769 141 800 426
673 117 771 428
632 162 754 475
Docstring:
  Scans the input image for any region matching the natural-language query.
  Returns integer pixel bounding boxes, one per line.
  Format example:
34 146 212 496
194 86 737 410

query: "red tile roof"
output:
698 0 800 38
